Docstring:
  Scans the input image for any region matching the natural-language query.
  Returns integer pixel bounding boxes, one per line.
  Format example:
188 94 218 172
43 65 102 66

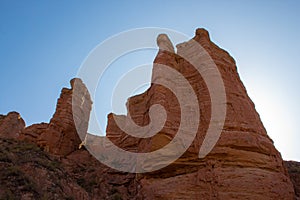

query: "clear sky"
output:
0 0 299 161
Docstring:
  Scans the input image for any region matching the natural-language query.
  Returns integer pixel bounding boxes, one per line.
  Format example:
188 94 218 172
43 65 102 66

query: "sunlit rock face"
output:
107 29 295 199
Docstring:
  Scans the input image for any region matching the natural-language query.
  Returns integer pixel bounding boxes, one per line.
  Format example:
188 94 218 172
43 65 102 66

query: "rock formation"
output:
19 78 92 156
0 28 298 199
0 112 25 139
285 161 300 199
106 28 295 199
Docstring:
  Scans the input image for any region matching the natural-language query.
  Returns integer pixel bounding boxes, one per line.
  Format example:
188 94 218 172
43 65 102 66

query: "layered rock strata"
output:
19 78 92 156
106 29 295 199
0 28 296 199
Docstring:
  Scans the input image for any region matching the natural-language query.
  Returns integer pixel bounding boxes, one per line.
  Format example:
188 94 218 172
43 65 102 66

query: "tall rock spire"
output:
106 28 295 199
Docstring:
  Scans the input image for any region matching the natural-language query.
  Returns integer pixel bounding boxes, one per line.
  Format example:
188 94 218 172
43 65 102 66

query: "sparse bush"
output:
2 189 14 200
37 159 61 171
0 151 11 162
6 166 23 177
111 192 122 200
110 187 122 200
76 177 98 193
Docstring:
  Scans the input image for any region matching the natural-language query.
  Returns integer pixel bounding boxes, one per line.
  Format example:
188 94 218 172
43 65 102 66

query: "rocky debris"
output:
0 138 89 200
285 161 300 199
0 137 138 200
0 112 25 139
61 148 138 199
106 28 295 199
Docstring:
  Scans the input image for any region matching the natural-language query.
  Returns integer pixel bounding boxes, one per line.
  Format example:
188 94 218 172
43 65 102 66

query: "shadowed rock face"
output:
0 28 297 199
285 161 300 199
0 112 25 139
0 138 89 200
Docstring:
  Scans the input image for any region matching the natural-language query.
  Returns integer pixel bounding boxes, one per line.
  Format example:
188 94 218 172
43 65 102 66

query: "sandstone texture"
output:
106 28 295 199
0 28 298 199
0 111 25 139
18 78 92 156
285 161 300 199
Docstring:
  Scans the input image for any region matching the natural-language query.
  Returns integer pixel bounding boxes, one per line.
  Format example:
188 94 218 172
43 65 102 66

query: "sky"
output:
0 0 299 161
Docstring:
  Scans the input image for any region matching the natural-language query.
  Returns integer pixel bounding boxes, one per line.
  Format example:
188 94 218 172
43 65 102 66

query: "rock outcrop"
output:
19 78 92 156
106 28 295 199
0 112 25 139
0 28 297 199
285 161 300 199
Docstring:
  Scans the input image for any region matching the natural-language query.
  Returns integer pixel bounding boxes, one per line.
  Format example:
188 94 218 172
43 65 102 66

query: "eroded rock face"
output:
0 112 25 139
106 28 295 199
157 34 175 53
19 123 48 143
1 28 297 199
285 161 300 199
39 78 92 156
18 78 92 156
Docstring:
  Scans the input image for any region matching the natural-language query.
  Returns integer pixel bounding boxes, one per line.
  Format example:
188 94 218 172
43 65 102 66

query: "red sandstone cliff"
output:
105 28 295 199
19 78 92 156
0 28 297 199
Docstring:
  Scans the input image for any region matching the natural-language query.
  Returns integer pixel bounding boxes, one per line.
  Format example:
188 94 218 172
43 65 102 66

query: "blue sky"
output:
0 1 299 161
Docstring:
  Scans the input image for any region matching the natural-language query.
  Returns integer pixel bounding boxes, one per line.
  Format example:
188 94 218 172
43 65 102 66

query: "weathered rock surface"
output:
0 28 298 199
106 28 296 199
0 138 89 200
19 78 92 156
285 161 300 199
0 112 25 139
19 123 48 143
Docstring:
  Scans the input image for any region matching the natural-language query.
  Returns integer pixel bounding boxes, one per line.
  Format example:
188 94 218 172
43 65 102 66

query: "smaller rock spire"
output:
156 34 175 53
